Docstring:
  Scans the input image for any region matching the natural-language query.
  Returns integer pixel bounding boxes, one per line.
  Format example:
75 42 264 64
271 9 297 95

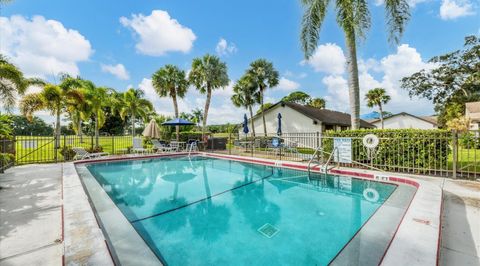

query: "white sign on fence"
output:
334 137 352 163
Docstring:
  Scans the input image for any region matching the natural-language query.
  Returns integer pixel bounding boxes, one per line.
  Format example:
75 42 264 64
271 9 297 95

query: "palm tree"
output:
19 83 83 148
300 0 409 129
308 97 326 109
231 74 260 136
0 55 44 112
80 80 111 147
246 59 279 135
152 65 188 141
365 88 391 129
61 75 88 143
120 88 154 136
191 108 204 128
189 54 229 137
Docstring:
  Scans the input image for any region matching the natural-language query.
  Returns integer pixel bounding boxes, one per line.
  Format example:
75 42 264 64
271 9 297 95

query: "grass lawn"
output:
14 135 133 164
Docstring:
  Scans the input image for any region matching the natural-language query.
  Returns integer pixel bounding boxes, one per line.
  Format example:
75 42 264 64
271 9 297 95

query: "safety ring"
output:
363 188 380 202
363 134 379 148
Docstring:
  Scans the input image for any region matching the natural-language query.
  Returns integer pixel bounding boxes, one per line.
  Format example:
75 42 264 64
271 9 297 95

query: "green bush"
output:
60 146 76 161
177 132 211 142
460 132 480 149
322 129 451 172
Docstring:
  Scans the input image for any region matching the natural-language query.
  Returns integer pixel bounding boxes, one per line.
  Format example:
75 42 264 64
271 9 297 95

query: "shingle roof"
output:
282 102 375 128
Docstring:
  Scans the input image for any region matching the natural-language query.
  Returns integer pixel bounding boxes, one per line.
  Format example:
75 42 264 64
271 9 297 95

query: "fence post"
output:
228 132 231 155
54 134 58 163
112 135 115 154
91 135 94 150
316 131 320 162
452 130 458 179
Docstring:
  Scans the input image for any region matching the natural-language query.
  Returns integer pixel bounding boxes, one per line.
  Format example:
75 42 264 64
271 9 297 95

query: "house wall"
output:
466 109 480 130
239 104 322 135
372 114 437 129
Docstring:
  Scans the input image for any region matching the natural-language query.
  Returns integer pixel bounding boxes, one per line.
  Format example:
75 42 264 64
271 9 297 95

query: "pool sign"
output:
333 137 352 163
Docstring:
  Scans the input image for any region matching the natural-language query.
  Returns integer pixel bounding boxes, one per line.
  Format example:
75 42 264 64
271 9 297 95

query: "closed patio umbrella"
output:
277 113 282 136
143 119 161 138
243 114 249 135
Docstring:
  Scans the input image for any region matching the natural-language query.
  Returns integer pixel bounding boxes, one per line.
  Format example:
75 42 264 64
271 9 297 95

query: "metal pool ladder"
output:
187 141 198 156
308 147 339 175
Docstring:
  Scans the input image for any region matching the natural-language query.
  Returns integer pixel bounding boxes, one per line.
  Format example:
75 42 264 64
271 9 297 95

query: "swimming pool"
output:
82 155 403 265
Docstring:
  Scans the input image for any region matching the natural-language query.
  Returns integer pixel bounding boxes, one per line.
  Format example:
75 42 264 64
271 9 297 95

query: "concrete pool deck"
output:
0 158 479 265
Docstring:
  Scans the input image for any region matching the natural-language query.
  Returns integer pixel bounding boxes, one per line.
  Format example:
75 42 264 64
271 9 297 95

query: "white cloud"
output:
101 63 130 80
215 38 237 56
440 0 475 20
275 77 300 91
0 15 92 77
321 43 436 115
302 43 345 75
120 10 196 56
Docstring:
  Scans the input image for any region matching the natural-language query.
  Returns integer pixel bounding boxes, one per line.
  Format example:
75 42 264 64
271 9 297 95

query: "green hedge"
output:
322 129 451 172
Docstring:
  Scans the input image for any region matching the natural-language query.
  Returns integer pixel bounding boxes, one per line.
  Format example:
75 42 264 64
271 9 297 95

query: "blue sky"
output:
1 0 478 124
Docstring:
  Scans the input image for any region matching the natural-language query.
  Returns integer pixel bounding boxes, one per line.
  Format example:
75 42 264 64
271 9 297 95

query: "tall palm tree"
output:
120 88 154 136
152 65 188 140
0 55 44 112
231 74 260 136
246 59 279 135
19 83 83 148
189 54 229 137
365 88 391 129
300 0 409 129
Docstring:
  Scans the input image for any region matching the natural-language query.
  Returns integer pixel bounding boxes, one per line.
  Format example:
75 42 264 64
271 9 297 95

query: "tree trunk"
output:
379 103 384 129
78 119 83 143
345 31 361 129
260 88 267 136
95 115 99 148
202 87 212 140
55 108 61 148
172 93 179 141
131 114 135 136
248 105 256 137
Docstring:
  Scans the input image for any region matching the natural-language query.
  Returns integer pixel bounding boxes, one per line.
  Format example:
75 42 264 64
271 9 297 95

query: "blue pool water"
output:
86 156 396 265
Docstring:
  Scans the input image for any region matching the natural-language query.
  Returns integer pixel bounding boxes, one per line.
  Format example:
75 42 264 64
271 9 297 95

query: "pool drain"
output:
258 223 279 238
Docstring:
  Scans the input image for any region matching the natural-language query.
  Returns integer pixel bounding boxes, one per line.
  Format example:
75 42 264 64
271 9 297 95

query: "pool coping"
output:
68 152 442 266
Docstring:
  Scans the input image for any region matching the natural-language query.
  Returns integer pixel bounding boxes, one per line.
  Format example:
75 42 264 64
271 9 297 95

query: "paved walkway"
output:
440 179 480 266
0 164 63 265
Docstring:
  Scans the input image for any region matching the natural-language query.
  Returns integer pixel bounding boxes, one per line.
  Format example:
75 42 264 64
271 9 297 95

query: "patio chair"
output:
72 147 109 160
151 139 176 153
132 137 150 154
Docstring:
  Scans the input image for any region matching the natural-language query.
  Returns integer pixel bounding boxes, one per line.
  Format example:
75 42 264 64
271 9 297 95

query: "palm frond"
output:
384 0 410 44
300 0 330 58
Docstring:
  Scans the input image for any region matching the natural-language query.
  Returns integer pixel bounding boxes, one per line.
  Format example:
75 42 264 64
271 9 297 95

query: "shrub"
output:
322 129 451 172
86 146 103 153
460 132 480 149
60 146 76 161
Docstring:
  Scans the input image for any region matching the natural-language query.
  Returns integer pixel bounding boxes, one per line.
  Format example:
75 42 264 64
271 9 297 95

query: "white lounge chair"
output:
72 147 109 160
151 139 176 153
132 137 150 154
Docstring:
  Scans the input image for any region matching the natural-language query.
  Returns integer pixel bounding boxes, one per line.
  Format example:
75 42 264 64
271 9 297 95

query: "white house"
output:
368 112 438 129
239 101 374 134
466 101 480 130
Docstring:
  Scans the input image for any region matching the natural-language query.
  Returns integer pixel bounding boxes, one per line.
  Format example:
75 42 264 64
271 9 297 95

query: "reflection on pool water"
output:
86 156 396 265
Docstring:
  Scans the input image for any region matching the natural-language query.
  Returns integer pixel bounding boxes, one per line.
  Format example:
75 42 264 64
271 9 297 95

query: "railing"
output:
213 131 479 180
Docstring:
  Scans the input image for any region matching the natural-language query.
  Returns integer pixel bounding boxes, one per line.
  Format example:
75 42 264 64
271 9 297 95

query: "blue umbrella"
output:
243 114 249 134
162 118 195 126
277 113 282 136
